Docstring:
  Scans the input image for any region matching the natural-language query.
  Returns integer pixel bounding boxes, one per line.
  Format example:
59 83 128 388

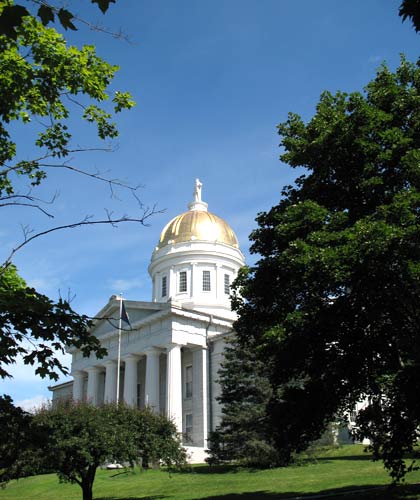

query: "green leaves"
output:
399 0 420 32
91 0 117 14
0 1 117 38
37 5 54 26
83 105 118 139
0 13 134 197
113 91 136 113
56 9 76 31
231 56 420 479
0 4 28 39
32 403 185 500
36 123 71 157
0 266 106 380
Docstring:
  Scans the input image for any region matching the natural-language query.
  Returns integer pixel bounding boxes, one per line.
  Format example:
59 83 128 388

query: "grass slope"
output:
1 445 420 500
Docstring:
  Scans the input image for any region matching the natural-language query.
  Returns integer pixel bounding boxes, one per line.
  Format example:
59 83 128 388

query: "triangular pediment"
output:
89 298 168 338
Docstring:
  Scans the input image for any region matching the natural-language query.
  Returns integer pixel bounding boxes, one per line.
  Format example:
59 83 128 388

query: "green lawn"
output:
1 445 420 500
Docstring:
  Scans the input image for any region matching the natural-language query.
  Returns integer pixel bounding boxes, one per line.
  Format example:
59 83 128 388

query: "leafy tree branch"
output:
230 56 420 481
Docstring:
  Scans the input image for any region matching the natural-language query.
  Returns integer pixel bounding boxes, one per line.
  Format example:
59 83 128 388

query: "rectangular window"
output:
202 270 211 292
185 365 193 398
185 413 193 443
224 273 230 295
137 383 141 409
179 271 187 293
161 276 167 297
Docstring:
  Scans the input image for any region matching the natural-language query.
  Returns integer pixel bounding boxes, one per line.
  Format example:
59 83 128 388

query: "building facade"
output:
50 180 245 463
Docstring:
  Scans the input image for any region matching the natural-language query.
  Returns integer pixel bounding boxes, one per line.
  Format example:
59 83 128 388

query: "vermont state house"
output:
50 180 246 462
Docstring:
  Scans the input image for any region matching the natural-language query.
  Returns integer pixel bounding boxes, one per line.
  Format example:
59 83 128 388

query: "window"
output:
202 270 211 291
185 365 193 398
137 383 141 409
161 276 167 297
224 273 230 295
179 271 187 293
185 413 193 443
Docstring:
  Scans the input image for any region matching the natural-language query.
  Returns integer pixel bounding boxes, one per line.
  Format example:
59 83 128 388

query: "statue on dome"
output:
194 178 202 202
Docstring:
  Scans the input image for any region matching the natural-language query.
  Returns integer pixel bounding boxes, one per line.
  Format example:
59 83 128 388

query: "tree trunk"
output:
81 467 96 500
81 481 93 500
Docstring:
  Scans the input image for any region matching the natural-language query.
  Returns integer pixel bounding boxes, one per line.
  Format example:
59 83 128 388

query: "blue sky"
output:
1 0 418 408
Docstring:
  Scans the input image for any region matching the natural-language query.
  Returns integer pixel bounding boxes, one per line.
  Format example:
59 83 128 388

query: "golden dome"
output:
157 209 239 249
156 179 239 250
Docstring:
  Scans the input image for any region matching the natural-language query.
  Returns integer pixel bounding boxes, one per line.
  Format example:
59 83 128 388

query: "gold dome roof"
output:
157 209 239 249
156 179 239 250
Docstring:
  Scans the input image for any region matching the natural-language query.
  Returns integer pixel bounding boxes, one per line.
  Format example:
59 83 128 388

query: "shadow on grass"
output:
200 483 420 500
174 455 372 475
97 496 167 500
179 464 255 475
310 455 373 462
295 454 374 464
95 483 420 500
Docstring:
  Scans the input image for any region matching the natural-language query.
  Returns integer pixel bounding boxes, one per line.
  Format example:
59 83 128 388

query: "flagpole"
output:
116 294 123 404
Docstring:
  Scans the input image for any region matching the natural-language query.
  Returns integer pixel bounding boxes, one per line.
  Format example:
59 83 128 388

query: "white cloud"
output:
368 55 383 64
16 395 50 412
2 350 71 383
108 278 144 293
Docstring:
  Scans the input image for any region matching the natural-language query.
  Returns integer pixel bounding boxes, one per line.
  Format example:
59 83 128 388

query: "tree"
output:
0 395 35 484
231 56 420 481
0 265 105 379
207 336 280 467
32 402 186 500
0 1 153 380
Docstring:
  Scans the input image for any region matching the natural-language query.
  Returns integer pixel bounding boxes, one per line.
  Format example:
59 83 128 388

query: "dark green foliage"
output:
232 56 420 480
33 402 186 500
0 266 106 379
0 1 116 38
207 338 281 467
399 0 420 32
0 395 50 485
0 395 32 484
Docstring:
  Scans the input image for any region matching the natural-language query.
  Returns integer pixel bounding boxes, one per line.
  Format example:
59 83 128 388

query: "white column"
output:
145 348 160 412
154 274 160 303
72 370 85 401
86 367 101 406
166 344 183 433
123 355 138 407
104 360 118 403
169 266 175 298
215 263 221 300
201 347 208 447
193 347 208 447
191 263 196 297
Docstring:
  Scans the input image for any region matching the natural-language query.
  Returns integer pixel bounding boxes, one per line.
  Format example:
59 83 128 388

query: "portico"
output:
72 336 208 439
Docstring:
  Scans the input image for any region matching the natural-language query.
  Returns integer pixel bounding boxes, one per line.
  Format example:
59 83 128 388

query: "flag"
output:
121 301 131 326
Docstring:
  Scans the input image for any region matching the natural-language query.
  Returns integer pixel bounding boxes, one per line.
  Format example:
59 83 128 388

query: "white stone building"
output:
50 180 245 463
